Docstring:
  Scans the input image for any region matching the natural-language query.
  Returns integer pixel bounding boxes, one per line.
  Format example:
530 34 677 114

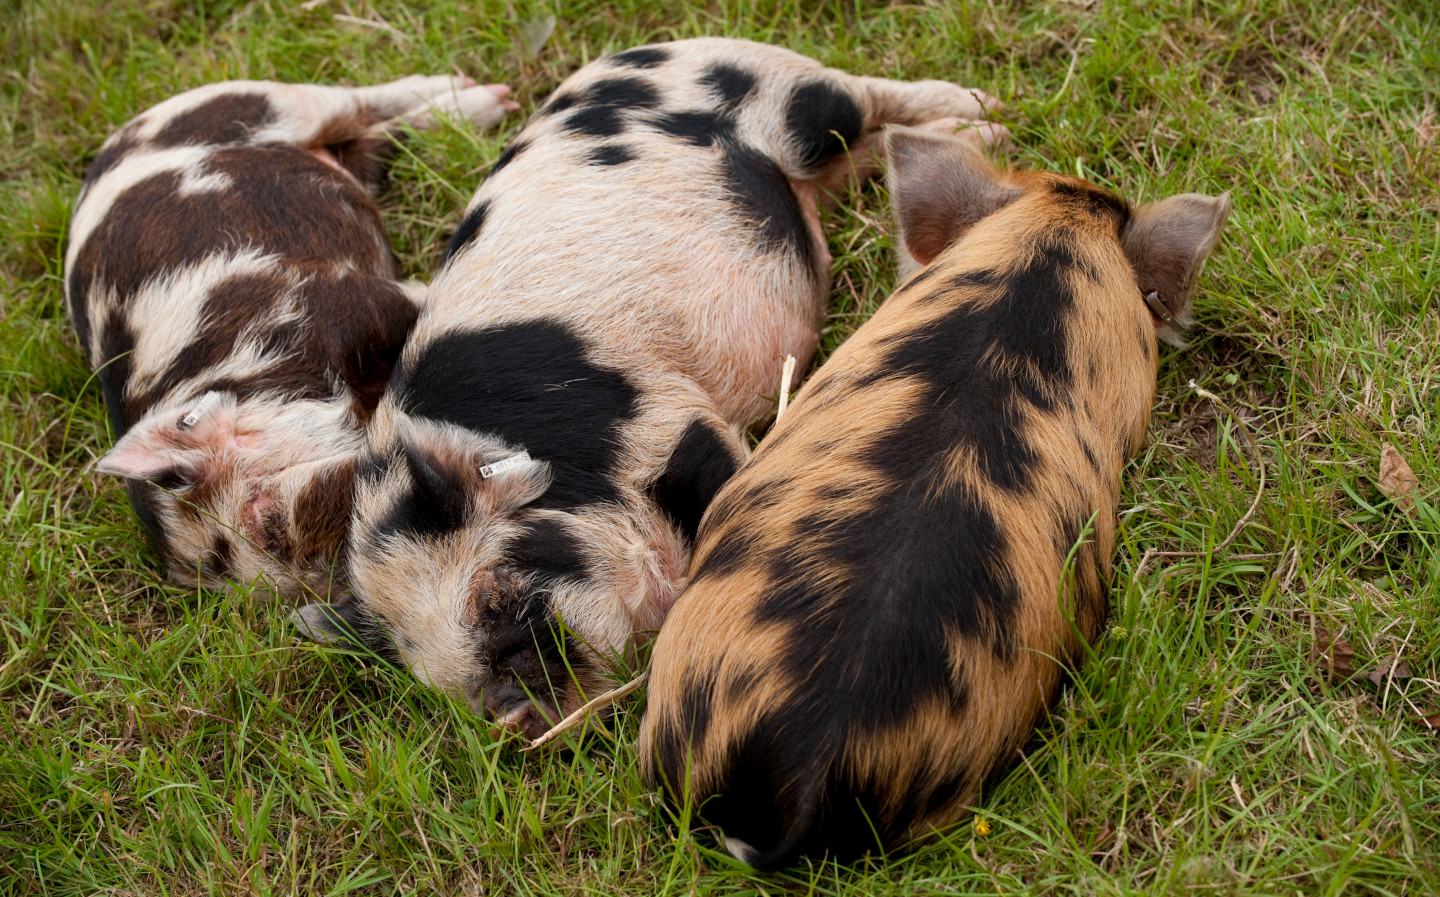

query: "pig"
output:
637 125 1231 868
66 75 517 600
292 38 1008 738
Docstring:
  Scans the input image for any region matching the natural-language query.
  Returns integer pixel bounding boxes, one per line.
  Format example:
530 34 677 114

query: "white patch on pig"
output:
124 249 282 397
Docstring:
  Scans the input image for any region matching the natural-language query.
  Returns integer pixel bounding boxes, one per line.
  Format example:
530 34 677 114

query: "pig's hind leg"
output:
791 74 1010 202
245 78 517 191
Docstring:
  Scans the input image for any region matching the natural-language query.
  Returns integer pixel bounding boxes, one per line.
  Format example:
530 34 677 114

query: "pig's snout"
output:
481 682 559 741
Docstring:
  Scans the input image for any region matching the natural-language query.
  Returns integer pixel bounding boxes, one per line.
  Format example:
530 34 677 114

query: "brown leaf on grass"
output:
1416 714 1440 734
1311 625 1357 680
1378 443 1420 515
1365 653 1413 689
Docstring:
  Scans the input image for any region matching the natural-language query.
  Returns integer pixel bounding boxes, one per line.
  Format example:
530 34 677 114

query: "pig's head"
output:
885 126 1231 347
96 390 363 600
294 412 687 740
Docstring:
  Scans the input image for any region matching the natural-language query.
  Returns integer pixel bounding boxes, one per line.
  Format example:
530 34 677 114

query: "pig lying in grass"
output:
639 126 1231 868
67 75 515 599
295 38 1007 738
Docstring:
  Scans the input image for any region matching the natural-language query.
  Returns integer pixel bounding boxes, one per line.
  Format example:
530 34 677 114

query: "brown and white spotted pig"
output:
66 76 516 600
638 126 1231 868
293 39 1007 738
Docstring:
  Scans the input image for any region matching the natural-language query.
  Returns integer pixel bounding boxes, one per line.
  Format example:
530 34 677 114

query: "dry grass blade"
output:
776 354 798 422
522 671 649 752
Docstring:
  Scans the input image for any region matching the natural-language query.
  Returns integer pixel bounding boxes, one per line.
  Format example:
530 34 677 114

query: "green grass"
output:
3 0 1438 893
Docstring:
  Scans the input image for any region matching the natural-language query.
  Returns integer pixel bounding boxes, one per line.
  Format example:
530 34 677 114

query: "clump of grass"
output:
2 0 1437 894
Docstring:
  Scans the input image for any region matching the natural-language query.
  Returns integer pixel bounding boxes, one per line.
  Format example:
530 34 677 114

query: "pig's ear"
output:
291 597 398 663
475 446 552 514
1122 192 1232 346
885 125 1021 269
395 418 552 519
95 391 238 490
397 426 470 531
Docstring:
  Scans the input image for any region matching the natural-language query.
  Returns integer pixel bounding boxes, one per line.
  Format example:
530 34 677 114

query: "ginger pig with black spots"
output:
293 38 1008 740
67 76 516 600
638 125 1231 869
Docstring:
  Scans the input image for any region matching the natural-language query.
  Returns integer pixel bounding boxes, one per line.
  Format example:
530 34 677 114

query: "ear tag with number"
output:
479 451 532 479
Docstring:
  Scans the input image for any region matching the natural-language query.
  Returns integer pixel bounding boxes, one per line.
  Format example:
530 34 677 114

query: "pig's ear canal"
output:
1122 192 1232 346
95 391 240 490
291 598 399 663
884 125 1021 268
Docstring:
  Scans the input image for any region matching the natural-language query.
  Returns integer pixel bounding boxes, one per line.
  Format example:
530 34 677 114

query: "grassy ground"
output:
2 0 1438 893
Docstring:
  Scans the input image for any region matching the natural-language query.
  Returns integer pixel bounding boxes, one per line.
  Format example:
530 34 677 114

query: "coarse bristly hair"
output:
638 126 1231 870
67 76 515 600
294 38 1011 739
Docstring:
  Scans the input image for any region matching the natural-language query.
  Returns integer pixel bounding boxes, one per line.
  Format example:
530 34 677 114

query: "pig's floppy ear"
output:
397 423 470 531
395 416 552 519
885 125 1021 270
1122 192 1232 346
291 597 398 663
474 445 552 514
95 391 239 490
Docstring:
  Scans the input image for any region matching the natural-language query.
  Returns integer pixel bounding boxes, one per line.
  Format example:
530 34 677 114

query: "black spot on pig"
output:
762 481 1021 663
692 525 764 581
784 80 863 175
652 109 735 148
562 77 662 139
701 64 758 109
153 93 277 147
861 238 1081 492
701 476 790 541
393 321 640 511
891 265 942 298
650 418 740 542
447 202 488 260
208 535 234 580
1050 181 1128 225
587 144 636 167
374 438 470 542
1080 437 1100 474
684 706 903 869
489 140 528 178
538 92 578 117
609 46 671 69
678 665 719 745
720 144 815 269
509 518 590 582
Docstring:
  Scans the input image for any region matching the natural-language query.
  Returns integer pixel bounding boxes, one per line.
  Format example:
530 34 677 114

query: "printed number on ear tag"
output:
479 451 531 479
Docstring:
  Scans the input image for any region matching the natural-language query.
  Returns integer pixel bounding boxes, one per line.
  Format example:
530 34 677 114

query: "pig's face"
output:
98 391 362 599
299 415 687 737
